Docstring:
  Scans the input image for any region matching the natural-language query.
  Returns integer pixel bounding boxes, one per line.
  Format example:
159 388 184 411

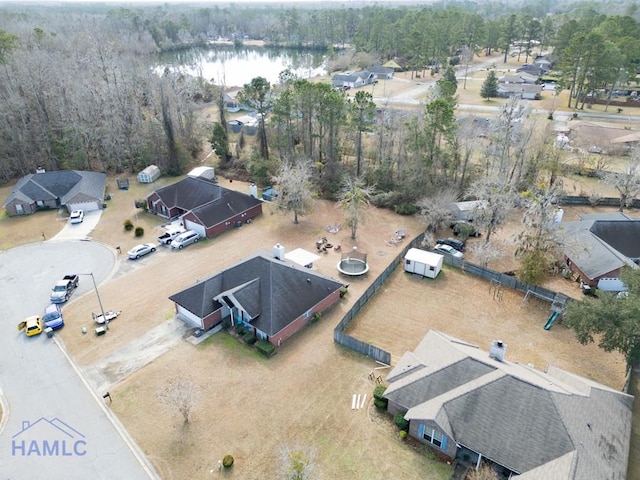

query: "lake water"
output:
158 46 327 88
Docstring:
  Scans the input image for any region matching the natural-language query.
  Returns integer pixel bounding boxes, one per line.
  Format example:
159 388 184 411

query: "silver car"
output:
170 231 200 250
127 243 157 259
434 243 464 259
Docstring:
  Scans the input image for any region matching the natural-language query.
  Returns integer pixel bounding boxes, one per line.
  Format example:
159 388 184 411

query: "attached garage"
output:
404 248 444 279
66 197 102 213
175 305 202 328
184 218 206 238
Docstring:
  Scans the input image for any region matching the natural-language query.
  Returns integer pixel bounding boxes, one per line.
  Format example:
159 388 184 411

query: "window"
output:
424 427 443 447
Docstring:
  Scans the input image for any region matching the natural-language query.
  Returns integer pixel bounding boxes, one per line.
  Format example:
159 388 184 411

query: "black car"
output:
436 237 465 252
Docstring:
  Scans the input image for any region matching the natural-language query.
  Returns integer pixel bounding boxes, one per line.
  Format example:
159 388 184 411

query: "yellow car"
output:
18 315 43 337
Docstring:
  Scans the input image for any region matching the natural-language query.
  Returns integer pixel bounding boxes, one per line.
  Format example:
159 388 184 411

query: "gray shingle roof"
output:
386 331 633 479
169 251 344 337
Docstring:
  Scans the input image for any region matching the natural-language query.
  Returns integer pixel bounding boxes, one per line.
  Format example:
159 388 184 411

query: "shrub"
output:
255 339 276 357
394 413 409 431
311 312 322 323
395 202 418 215
134 199 146 209
134 226 144 237
373 397 388 410
339 286 349 298
242 331 257 345
123 219 134 231
222 454 234 468
399 430 407 440
373 385 387 400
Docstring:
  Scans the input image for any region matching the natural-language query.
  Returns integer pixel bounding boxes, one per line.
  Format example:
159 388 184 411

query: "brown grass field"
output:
1 52 639 479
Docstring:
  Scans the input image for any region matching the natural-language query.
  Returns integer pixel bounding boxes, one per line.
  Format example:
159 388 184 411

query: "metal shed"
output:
404 248 444 279
137 165 161 184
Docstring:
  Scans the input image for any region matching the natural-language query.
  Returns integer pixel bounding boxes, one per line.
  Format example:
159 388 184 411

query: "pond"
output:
158 46 327 87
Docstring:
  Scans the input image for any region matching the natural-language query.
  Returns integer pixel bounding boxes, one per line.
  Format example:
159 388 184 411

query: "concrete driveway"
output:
50 210 102 241
0 241 158 479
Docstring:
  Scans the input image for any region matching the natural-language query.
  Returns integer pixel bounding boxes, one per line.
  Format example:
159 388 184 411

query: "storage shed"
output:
452 200 487 222
404 248 444 279
188 166 216 181
137 165 161 184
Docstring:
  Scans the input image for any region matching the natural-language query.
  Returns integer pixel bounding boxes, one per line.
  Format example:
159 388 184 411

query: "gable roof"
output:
386 331 632 479
150 177 262 227
555 219 640 279
369 65 394 75
3 170 106 207
169 251 344 337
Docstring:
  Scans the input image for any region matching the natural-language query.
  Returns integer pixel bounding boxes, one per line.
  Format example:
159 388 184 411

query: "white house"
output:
404 248 444 279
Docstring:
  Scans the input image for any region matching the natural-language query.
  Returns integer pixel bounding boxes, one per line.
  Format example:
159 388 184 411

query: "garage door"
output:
67 201 100 213
176 305 202 328
597 277 626 292
184 219 206 238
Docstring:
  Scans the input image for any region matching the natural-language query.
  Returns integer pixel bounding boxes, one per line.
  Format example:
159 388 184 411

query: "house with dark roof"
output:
555 215 640 290
385 331 633 479
369 65 395 79
146 177 262 239
3 170 107 216
331 70 376 89
497 84 543 100
168 249 345 344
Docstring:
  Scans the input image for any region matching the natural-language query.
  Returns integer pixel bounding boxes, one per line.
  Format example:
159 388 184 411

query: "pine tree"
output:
480 70 499 100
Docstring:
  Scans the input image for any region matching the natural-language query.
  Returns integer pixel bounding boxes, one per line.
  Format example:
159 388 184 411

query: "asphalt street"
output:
0 240 159 480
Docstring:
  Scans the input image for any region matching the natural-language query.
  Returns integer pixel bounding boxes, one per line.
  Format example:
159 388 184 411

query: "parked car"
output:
170 230 201 250
157 227 186 245
43 303 64 330
50 274 79 303
436 237 465 252
451 220 481 237
69 210 84 224
19 315 43 337
434 243 464 259
127 243 157 259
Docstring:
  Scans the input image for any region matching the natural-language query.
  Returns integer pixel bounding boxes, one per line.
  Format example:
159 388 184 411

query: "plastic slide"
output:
544 312 559 330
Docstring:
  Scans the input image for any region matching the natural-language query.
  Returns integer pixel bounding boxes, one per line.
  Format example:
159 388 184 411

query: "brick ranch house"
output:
169 249 345 345
384 330 632 479
146 176 262 239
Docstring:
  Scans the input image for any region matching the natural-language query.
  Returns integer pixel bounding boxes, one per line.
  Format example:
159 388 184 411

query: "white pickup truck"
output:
157 227 185 245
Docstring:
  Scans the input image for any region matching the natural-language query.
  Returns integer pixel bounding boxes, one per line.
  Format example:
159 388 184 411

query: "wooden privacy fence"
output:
558 195 640 209
333 232 570 366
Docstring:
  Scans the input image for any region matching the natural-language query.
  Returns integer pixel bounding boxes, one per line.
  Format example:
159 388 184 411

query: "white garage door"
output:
176 305 202 328
184 219 206 238
67 201 100 213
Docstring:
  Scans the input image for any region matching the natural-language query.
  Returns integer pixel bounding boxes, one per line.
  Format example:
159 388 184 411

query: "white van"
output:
170 230 201 250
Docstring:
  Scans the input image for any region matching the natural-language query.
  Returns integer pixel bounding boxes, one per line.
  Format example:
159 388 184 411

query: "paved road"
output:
0 241 159 480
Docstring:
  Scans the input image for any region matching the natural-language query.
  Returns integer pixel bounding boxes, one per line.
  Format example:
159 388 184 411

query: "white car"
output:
170 230 200 250
127 243 157 259
69 210 84 224
434 243 464 259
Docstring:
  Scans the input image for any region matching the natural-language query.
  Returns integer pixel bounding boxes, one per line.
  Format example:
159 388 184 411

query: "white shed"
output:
137 165 161 184
404 248 444 279
188 166 216 181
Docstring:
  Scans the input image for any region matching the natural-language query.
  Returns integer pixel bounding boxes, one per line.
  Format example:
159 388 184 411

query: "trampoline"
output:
336 250 369 276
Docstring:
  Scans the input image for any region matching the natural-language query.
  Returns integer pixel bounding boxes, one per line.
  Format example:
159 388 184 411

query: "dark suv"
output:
436 237 465 252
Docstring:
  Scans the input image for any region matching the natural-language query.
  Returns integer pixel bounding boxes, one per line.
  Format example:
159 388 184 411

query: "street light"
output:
79 273 107 330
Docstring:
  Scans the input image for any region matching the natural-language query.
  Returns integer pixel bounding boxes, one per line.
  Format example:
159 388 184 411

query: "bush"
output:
373 385 387 400
242 331 257 345
255 339 276 357
134 226 144 237
222 454 234 468
123 219 134 231
339 286 349 298
134 199 146 209
395 202 418 215
371 191 405 209
399 430 407 439
394 413 409 431
311 312 322 323
373 397 388 410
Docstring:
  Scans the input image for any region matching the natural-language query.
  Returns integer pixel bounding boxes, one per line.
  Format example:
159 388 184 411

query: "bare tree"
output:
604 150 640 212
469 176 517 243
157 377 200 425
416 188 459 233
338 177 374 240
278 444 317 480
272 159 315 224
467 240 507 268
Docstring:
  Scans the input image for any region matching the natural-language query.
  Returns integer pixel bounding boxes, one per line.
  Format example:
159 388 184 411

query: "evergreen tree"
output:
480 70 498 100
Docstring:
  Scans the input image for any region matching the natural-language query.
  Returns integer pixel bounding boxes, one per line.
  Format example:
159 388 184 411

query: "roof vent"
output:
273 243 285 260
489 340 507 362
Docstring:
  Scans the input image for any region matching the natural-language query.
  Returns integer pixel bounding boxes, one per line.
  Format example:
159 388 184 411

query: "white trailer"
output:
404 248 444 279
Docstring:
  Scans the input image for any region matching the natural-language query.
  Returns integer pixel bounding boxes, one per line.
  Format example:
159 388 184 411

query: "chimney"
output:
273 243 285 260
489 340 507 362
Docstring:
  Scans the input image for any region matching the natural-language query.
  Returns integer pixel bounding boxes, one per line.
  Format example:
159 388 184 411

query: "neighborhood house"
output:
146 176 263 239
384 331 632 479
169 249 345 345
3 170 107 216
